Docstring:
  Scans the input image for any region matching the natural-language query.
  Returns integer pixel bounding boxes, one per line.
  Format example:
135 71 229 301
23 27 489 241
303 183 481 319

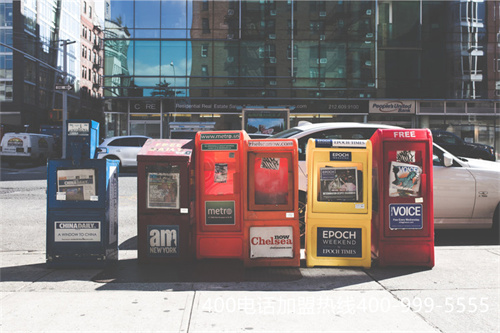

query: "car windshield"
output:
269 128 303 138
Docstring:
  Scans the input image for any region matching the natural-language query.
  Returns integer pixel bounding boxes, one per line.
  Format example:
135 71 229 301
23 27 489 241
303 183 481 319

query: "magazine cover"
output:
147 172 180 209
214 163 228 183
388 161 422 197
319 167 358 202
57 169 96 201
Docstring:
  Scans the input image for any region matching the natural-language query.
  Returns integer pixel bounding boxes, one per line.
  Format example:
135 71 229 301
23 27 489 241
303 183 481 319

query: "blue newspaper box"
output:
46 120 119 267
66 120 99 163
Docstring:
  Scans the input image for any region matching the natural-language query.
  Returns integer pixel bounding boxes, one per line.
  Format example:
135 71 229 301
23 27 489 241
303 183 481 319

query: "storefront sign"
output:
54 221 101 242
250 226 294 258
174 100 369 114
389 204 423 230
148 225 179 256
369 100 416 114
205 201 235 225
317 227 362 258
131 100 160 113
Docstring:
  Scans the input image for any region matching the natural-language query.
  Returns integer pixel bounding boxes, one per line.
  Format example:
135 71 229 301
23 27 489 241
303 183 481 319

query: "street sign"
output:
55 85 73 90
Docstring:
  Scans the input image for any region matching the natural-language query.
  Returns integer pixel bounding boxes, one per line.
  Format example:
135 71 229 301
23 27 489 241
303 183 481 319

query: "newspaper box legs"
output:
371 129 435 267
46 120 119 267
136 139 195 263
305 139 372 268
243 139 300 267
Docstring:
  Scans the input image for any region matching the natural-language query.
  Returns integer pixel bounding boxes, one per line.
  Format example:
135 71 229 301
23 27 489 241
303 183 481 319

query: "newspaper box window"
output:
146 167 180 209
57 169 97 201
318 167 361 202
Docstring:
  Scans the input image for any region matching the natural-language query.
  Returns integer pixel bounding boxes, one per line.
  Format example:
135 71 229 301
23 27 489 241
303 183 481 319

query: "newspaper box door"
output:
382 141 432 238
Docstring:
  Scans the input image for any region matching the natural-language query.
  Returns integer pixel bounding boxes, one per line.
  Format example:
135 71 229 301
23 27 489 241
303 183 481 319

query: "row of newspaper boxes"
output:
137 128 434 268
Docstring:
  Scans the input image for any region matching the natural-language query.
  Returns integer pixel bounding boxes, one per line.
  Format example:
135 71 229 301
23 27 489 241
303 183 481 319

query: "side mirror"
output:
443 153 454 167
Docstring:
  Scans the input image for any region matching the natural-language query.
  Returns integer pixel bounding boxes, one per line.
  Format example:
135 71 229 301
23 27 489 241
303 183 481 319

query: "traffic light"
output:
49 109 62 122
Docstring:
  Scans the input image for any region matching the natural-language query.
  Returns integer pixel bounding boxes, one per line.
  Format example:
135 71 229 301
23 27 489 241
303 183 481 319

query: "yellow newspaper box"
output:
306 139 372 268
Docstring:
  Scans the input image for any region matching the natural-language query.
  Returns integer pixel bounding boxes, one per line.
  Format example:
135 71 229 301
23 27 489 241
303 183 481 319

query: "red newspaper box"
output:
137 139 194 263
371 129 435 267
243 139 300 267
195 131 250 259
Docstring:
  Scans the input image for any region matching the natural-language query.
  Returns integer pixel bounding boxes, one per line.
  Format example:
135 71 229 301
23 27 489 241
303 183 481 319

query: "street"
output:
1 165 499 332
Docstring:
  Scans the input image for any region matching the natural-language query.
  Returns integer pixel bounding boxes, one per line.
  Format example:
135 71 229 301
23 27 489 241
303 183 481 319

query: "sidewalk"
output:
1 246 499 332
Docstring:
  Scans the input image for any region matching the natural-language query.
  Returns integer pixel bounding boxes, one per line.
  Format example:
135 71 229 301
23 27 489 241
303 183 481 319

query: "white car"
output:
96 135 151 167
270 122 500 231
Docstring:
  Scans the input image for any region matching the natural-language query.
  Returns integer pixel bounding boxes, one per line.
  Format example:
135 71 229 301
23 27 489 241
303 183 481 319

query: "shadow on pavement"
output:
435 229 499 246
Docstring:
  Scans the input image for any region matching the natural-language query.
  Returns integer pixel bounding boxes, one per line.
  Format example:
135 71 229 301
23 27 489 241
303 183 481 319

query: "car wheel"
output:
298 191 307 248
493 205 499 235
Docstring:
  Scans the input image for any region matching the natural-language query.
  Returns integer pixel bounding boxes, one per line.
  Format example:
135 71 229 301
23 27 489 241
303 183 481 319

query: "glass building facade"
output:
103 0 499 153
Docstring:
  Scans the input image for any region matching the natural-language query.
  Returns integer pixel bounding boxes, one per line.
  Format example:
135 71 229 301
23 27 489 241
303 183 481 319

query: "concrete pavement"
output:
1 246 499 332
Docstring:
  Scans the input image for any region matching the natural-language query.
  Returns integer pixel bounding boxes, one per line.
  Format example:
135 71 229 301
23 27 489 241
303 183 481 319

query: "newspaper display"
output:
389 161 422 197
319 167 358 202
214 163 228 183
147 172 180 209
57 169 96 201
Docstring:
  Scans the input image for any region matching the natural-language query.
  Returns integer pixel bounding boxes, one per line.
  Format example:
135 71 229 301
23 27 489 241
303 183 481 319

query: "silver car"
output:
96 135 151 167
270 122 500 235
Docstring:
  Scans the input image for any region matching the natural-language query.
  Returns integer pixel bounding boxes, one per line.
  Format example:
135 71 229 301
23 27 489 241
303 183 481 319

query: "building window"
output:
202 18 210 33
287 45 297 60
202 0 209 11
83 1 87 14
201 65 209 80
89 6 92 18
201 44 208 57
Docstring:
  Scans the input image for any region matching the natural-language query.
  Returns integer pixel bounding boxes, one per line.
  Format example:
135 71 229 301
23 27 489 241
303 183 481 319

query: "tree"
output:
151 79 176 97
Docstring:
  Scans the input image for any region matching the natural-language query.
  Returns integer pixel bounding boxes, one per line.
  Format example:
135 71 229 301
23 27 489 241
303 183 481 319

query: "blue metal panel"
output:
66 119 99 162
46 209 118 267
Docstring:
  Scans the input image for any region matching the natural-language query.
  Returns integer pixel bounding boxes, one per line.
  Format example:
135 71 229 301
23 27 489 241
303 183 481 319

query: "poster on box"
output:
54 221 101 242
250 226 294 258
389 161 422 197
57 169 96 201
214 163 228 183
147 172 180 209
319 167 358 202
148 225 179 257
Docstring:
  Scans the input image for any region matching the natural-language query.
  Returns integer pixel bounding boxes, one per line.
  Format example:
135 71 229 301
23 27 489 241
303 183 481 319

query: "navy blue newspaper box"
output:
66 120 99 163
46 119 119 267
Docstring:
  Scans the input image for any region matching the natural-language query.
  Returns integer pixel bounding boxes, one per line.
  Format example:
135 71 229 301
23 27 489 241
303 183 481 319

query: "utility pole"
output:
61 39 75 159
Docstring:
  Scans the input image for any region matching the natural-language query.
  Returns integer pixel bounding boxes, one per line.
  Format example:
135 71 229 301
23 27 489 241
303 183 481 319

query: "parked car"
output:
431 129 495 161
96 135 151 167
0 132 56 167
270 122 500 235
